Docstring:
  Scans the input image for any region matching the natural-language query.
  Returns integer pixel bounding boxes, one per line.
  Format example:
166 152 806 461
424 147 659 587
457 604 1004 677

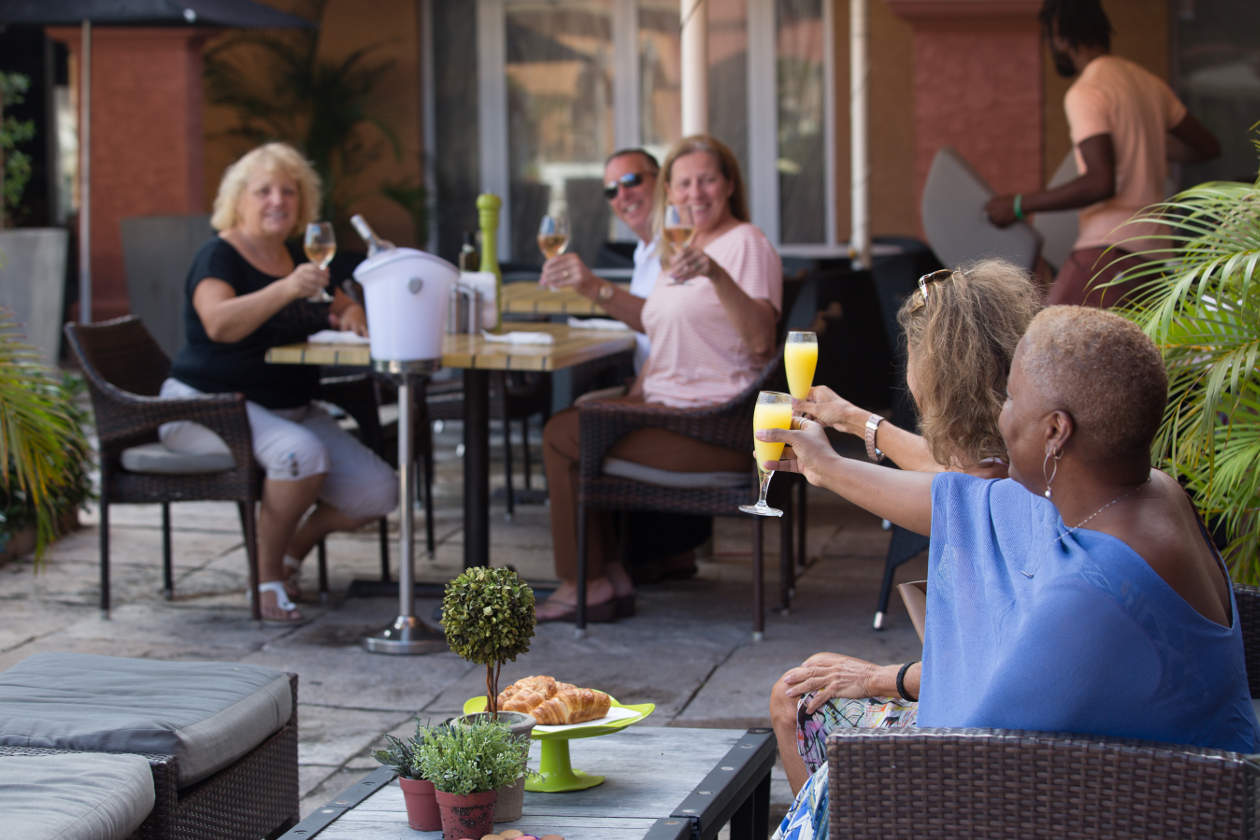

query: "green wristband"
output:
1013 194 1024 221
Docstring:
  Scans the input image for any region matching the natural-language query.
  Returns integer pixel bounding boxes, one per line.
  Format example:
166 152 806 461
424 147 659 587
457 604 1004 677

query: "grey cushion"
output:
604 457 749 489
920 146 1042 272
120 442 235 474
0 653 293 786
0 752 154 840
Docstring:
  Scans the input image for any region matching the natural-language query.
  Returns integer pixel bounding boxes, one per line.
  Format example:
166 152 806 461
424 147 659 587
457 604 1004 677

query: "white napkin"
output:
567 317 630 331
480 330 555 345
306 329 370 345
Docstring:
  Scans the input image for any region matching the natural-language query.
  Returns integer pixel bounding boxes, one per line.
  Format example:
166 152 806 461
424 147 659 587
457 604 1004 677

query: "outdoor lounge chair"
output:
0 653 300 840
827 583 1260 839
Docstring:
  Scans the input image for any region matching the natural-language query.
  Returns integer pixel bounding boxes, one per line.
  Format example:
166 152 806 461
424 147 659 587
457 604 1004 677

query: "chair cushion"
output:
120 442 235 474
0 653 293 786
0 751 154 840
604 457 749 488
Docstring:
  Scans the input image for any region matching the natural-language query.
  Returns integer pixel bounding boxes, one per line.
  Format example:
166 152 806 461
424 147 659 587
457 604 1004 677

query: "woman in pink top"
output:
537 134 783 623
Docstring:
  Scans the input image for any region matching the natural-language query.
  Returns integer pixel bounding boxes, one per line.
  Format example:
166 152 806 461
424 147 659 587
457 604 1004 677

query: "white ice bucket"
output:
353 247 457 364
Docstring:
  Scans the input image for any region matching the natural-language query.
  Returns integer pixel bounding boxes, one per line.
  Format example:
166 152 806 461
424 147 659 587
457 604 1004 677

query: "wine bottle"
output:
458 231 480 272
349 214 395 258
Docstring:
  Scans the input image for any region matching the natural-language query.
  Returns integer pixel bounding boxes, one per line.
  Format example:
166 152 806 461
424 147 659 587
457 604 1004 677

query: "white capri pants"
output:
158 378 398 520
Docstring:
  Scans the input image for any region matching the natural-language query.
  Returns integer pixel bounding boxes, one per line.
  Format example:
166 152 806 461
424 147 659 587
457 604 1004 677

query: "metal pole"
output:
849 0 871 269
78 19 92 322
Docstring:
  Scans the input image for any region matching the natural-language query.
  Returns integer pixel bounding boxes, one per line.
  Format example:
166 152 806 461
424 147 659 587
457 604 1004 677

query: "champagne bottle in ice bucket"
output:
476 194 503 331
350 214 395 258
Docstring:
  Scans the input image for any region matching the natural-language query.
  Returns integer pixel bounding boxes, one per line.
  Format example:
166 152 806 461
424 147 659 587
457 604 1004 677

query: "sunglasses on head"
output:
907 269 958 312
603 171 646 200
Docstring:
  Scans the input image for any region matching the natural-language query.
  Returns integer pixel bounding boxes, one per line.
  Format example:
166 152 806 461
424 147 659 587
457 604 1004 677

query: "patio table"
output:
266 323 634 653
280 726 775 840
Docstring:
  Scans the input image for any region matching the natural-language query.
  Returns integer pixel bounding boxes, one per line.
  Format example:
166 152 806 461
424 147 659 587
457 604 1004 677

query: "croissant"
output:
497 675 611 724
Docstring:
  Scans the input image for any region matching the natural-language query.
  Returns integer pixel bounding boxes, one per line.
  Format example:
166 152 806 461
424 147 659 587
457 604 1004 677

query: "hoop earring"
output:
1042 448 1061 499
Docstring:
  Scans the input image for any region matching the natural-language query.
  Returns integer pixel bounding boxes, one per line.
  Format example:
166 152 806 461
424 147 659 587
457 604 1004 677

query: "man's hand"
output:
985 194 1018 228
540 253 601 299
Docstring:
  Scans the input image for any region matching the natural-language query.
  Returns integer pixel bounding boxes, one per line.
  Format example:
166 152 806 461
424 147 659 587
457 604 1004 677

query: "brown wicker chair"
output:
826 583 1260 838
575 347 797 639
64 316 264 619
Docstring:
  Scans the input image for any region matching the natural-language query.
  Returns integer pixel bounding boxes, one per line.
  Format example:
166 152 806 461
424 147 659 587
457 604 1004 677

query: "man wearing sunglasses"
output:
539 147 660 372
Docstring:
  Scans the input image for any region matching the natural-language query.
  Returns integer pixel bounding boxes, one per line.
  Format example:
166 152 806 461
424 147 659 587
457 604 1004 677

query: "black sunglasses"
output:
603 172 647 200
907 269 957 312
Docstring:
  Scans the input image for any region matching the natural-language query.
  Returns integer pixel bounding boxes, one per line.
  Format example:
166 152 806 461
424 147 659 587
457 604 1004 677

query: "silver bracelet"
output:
864 413 885 462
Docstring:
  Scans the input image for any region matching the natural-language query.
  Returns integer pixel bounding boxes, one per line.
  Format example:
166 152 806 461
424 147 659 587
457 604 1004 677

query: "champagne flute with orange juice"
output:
784 330 818 400
740 391 793 517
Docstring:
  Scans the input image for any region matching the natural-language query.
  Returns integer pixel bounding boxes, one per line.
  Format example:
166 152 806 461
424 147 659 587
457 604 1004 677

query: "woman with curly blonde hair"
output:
768 257 1041 795
797 258 1041 477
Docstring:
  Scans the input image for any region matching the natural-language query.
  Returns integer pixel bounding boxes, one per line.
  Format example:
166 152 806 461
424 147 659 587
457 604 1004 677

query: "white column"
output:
680 0 707 136
477 0 511 260
746 0 778 244
849 0 870 268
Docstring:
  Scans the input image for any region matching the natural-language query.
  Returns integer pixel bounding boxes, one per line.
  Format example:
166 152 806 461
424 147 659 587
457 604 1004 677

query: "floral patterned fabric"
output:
773 693 919 840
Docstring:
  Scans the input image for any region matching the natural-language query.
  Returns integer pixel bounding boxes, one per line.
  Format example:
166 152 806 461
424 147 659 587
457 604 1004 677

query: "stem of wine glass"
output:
756 466 775 507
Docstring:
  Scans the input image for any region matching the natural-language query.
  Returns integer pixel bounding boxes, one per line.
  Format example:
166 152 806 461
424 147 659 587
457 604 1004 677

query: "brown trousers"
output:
541 398 749 581
1049 246 1149 308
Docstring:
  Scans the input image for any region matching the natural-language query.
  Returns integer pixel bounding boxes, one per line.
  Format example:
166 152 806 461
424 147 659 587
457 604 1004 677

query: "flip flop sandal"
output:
255 581 304 623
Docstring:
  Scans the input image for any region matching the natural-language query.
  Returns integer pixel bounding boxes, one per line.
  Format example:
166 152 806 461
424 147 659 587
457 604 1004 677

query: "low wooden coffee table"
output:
282 727 775 840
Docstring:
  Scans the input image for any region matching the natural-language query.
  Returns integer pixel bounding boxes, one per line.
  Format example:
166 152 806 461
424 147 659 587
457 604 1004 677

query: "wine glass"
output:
302 221 335 303
664 204 695 285
537 211 570 260
784 331 818 400
740 391 793 517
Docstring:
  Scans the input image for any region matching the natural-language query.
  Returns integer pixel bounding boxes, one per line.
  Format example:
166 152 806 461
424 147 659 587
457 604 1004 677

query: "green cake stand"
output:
462 694 654 792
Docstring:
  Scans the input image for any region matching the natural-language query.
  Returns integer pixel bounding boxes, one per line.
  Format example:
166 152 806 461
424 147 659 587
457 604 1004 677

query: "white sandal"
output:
255 581 303 623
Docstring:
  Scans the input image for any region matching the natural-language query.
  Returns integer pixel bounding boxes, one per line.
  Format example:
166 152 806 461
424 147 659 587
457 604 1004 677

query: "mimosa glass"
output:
740 391 793 517
302 221 335 302
784 330 818 400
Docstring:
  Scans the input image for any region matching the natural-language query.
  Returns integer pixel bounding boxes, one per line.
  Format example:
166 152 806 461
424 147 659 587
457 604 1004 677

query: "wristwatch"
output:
865 413 886 462
596 282 615 302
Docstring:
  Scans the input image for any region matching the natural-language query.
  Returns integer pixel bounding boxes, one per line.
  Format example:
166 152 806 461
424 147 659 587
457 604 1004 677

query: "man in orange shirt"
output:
986 0 1219 307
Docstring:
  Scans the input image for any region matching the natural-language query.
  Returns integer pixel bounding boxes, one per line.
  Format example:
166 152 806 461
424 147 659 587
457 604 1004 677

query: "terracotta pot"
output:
451 711 536 822
398 776 441 831
434 788 497 840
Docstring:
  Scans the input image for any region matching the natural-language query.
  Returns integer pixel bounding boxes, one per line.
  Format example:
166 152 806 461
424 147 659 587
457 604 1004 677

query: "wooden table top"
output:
265 322 635 372
501 281 629 316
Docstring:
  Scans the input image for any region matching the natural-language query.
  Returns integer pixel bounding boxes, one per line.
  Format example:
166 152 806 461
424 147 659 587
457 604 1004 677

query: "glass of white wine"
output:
302 221 335 303
537 211 570 260
664 204 695 285
740 391 793 517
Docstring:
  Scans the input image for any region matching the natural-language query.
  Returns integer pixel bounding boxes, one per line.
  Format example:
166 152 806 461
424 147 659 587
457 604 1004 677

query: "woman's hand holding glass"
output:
285 261 331 304
539 253 599 298
795 385 865 437
757 414 836 490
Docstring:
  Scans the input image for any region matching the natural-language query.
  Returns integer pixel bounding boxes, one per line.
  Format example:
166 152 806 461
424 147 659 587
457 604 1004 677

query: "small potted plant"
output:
372 720 442 831
414 716 529 840
440 565 538 820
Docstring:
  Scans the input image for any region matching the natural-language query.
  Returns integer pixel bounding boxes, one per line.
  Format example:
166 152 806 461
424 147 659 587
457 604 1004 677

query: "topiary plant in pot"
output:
440 565 536 716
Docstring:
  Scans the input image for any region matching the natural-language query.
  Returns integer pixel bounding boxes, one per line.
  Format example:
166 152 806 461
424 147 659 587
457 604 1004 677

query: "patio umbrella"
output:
0 1 313 322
